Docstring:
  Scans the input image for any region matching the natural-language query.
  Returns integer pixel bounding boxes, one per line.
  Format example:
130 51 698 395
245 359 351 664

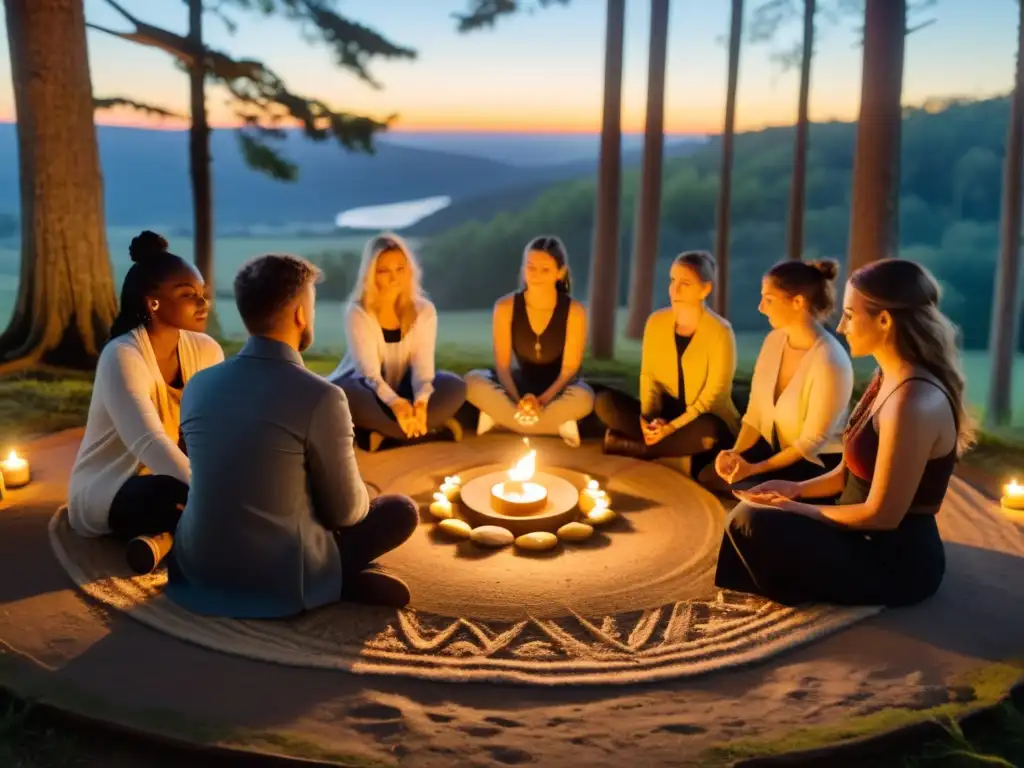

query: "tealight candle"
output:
429 491 454 520
578 479 609 514
1001 479 1024 511
0 449 30 489
439 475 461 501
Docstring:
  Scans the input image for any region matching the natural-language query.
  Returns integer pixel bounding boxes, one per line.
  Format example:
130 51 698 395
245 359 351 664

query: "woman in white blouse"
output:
68 231 224 574
715 259 853 489
328 233 467 452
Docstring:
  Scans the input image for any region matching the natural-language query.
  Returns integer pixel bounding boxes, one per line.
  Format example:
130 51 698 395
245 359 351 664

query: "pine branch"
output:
301 3 416 89
453 0 572 33
236 130 298 181
93 96 184 119
90 0 201 65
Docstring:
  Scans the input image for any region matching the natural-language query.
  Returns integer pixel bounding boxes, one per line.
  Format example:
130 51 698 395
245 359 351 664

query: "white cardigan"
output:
742 328 854 465
328 298 437 405
67 328 224 536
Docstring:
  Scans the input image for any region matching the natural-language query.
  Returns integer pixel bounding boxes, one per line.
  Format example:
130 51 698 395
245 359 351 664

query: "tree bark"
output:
985 0 1024 427
846 0 905 274
625 0 671 340
587 0 626 360
714 0 743 318
188 0 216 329
0 0 117 372
787 0 815 261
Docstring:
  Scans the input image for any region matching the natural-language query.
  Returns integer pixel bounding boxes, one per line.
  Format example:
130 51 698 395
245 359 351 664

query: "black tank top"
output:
510 290 571 395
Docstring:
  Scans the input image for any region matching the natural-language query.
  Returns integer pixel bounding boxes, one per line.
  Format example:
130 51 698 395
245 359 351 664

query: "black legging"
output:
332 370 466 442
594 387 731 458
715 505 945 607
108 474 188 539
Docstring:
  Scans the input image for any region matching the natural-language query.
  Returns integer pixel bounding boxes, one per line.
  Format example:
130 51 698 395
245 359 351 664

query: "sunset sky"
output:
0 0 1018 134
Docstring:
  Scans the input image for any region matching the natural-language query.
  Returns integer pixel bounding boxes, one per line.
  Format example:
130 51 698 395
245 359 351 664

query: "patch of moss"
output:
697 661 1024 767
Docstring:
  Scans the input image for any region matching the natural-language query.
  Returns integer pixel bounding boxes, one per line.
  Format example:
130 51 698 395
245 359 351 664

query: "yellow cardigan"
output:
639 307 741 434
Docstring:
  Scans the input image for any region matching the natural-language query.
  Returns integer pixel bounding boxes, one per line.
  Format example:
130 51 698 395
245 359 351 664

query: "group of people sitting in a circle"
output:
66 229 972 619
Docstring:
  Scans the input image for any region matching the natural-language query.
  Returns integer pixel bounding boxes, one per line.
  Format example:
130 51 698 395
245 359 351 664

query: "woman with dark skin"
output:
68 231 224 574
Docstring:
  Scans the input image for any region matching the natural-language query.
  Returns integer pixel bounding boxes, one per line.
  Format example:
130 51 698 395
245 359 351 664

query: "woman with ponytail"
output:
714 259 853 489
464 235 594 446
68 231 223 574
716 259 973 607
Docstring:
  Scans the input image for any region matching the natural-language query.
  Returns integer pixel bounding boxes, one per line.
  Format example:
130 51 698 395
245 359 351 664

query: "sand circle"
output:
365 438 728 622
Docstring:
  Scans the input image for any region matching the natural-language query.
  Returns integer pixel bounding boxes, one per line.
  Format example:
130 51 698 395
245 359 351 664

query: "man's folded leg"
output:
334 493 419 607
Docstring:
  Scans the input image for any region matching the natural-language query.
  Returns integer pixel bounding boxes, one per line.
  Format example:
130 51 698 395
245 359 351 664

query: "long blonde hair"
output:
348 232 426 333
850 259 976 455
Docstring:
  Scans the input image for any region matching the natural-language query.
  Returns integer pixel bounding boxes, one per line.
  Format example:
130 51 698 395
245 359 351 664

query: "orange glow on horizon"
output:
0 103 860 135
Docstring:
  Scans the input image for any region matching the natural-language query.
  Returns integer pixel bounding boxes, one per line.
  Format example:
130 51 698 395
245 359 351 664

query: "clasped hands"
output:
640 416 676 446
714 449 757 484
390 398 428 439
514 393 542 426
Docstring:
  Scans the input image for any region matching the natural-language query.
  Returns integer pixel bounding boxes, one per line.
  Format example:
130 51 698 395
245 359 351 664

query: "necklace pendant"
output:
534 338 542 360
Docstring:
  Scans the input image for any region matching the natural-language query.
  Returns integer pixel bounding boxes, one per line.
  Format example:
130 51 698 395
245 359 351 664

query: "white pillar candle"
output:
578 479 609 513
1001 479 1024 511
439 475 461 501
0 450 30 489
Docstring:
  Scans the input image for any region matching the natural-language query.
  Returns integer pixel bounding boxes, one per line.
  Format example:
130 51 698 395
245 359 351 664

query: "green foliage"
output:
88 0 414 180
421 95 1019 349
306 250 361 301
453 0 572 33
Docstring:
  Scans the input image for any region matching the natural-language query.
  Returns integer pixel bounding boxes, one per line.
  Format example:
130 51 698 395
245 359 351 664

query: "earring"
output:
150 300 159 312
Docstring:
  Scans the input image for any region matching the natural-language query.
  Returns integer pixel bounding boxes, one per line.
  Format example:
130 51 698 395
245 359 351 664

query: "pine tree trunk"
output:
587 0 626 360
846 0 905 274
985 0 1024 427
624 0 671 340
188 0 216 332
0 0 116 373
714 0 743 318
787 0 815 261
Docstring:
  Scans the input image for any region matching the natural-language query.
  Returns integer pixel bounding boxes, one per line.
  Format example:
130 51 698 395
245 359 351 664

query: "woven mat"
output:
48 440 881 685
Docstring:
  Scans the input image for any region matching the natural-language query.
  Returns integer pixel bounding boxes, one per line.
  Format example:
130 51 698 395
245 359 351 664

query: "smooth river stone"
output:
437 518 472 539
557 522 594 541
514 531 559 551
470 525 514 548
586 506 618 526
428 500 454 520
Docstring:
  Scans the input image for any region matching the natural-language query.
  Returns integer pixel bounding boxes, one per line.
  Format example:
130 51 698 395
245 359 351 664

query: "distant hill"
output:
0 125 703 230
403 139 703 236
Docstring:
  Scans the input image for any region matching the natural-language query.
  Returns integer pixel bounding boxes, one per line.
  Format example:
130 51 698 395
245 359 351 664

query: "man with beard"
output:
166 254 418 618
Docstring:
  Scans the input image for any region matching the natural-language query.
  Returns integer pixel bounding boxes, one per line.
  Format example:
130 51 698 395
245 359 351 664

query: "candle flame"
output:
586 479 599 491
433 491 447 502
1005 478 1023 496
509 449 537 482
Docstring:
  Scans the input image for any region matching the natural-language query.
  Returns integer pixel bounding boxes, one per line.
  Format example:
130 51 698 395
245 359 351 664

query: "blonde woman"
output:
716 259 973 607
464 236 594 447
328 234 466 452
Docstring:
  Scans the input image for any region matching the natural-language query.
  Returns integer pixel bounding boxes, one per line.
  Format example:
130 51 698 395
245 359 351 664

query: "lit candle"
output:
1001 479 1024 511
0 449 30 489
429 491 454 520
439 475 461 501
586 500 617 526
578 479 609 514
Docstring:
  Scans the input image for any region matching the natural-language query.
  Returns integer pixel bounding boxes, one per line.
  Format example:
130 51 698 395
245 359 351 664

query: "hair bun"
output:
809 258 839 281
129 230 169 263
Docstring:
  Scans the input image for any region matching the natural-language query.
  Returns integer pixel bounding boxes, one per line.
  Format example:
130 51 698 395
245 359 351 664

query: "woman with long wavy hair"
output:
68 231 224 574
328 233 466 452
715 259 974 607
